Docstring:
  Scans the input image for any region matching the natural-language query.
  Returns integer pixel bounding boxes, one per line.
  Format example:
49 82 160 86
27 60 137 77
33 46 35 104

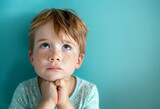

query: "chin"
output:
44 75 66 82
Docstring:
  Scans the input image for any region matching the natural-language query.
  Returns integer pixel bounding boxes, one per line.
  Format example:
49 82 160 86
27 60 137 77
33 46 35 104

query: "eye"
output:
40 43 50 48
62 44 71 50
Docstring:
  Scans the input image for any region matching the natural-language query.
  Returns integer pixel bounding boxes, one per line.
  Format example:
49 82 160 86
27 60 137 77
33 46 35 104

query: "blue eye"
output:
40 43 50 48
62 44 71 50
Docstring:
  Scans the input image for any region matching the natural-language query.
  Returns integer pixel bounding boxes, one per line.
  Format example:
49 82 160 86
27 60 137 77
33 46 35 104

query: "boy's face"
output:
29 21 84 81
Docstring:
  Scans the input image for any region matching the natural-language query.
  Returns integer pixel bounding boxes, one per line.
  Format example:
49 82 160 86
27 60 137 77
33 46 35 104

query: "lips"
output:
47 66 62 71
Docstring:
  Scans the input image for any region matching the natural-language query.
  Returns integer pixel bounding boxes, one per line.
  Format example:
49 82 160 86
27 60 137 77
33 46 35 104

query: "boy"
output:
10 8 99 109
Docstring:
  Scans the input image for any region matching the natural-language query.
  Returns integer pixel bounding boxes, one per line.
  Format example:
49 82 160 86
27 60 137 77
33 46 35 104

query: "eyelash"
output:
40 43 50 48
40 43 71 50
62 44 71 50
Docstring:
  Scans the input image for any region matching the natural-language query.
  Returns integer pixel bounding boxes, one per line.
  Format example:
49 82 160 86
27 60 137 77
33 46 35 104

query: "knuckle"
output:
55 79 65 86
60 79 65 85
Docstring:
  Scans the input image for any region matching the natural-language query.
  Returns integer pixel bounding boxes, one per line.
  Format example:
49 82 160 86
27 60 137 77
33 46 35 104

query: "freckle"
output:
36 53 47 64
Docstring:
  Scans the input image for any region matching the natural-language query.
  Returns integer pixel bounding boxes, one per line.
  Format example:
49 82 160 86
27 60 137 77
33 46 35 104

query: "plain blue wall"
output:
1 0 160 109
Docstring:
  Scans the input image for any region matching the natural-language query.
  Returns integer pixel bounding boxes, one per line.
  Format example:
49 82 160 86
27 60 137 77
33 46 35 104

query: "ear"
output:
28 50 34 66
75 53 84 69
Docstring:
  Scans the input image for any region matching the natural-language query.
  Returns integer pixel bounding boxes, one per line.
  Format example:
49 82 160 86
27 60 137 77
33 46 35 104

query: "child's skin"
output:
29 21 84 109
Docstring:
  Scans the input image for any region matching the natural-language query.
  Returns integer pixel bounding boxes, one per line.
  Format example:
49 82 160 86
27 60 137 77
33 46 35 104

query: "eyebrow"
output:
63 40 75 46
36 39 47 43
36 39 76 46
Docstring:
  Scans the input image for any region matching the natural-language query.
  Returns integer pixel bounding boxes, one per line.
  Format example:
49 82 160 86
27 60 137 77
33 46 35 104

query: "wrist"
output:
57 99 74 109
36 99 56 109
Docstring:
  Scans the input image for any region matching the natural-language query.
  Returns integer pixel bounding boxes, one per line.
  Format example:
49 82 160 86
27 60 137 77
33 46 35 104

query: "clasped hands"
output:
36 77 74 109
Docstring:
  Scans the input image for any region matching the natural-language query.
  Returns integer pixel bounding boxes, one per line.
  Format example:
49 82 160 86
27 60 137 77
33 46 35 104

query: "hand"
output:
37 78 58 109
55 78 69 105
55 78 74 108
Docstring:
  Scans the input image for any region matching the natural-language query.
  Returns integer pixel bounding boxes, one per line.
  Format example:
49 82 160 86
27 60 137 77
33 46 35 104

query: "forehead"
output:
35 21 78 45
35 21 55 39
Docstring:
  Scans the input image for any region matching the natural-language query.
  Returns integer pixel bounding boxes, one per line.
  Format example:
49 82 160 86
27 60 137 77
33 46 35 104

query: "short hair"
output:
28 8 88 55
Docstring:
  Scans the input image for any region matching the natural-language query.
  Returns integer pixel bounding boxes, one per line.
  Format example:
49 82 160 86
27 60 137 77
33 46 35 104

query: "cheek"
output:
64 54 77 65
33 52 47 66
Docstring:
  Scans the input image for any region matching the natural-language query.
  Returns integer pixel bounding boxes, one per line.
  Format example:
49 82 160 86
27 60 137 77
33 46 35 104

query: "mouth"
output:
47 66 62 71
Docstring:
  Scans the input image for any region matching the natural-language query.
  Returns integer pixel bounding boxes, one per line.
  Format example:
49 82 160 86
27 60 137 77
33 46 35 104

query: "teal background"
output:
0 0 160 109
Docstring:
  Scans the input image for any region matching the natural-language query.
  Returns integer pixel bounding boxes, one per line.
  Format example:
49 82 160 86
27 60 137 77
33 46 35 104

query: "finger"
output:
55 79 65 88
63 77 70 81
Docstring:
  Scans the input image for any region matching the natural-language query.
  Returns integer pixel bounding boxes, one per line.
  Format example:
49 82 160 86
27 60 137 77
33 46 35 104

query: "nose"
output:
48 49 61 62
